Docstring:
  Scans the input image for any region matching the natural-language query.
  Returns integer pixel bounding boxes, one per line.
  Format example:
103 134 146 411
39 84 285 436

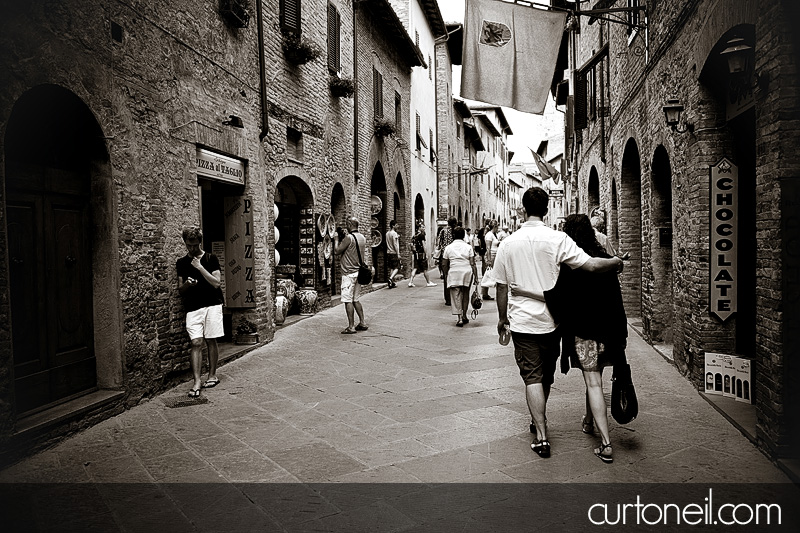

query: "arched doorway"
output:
394 172 407 273
370 163 387 282
5 85 117 414
414 194 425 229
620 138 643 318
330 183 346 296
275 176 314 311
588 166 600 212
650 145 674 344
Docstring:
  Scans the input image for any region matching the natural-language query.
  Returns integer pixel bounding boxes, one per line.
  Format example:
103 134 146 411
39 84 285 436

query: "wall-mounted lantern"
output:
662 98 694 134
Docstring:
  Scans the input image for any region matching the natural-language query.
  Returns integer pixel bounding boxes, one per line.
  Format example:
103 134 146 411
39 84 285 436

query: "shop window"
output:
327 2 340 73
280 0 301 34
287 127 303 162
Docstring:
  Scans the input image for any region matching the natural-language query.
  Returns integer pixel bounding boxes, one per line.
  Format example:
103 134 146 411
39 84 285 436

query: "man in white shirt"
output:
492 187 623 458
481 221 499 300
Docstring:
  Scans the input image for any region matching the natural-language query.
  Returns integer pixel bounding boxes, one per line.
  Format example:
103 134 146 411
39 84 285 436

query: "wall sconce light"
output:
720 37 768 92
222 115 244 128
662 98 694 133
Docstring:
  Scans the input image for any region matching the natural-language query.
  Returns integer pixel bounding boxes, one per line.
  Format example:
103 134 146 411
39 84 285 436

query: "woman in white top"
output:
441 227 479 327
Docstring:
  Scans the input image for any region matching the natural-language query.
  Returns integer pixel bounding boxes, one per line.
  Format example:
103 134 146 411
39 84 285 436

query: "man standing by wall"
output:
335 217 369 334
176 227 224 397
386 220 401 288
492 188 623 457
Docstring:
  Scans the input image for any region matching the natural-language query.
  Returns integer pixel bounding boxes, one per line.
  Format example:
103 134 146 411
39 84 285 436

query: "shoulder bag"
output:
352 233 373 285
610 347 639 424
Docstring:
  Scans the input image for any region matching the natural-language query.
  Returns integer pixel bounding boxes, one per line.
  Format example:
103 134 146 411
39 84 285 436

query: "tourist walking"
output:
408 223 436 288
176 226 224 397
481 220 499 300
491 187 623 458
441 227 479 327
437 218 457 306
334 217 369 334
385 220 401 288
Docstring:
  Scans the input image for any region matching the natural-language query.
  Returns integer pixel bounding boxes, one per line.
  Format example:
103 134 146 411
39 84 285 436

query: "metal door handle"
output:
66 255 77 266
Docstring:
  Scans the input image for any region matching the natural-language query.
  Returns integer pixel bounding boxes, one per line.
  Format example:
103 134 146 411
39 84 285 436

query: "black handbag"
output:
471 276 482 310
611 351 638 424
352 233 373 285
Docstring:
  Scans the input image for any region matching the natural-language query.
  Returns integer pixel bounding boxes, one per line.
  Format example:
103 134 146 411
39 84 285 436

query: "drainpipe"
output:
352 2 359 176
256 0 269 140
599 17 606 163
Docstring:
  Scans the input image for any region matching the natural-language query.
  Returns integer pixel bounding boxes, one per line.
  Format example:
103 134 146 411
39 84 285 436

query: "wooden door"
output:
8 167 95 414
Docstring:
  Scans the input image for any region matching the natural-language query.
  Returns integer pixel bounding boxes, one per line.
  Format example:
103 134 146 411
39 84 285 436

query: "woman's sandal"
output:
594 442 613 463
582 415 595 434
531 440 551 458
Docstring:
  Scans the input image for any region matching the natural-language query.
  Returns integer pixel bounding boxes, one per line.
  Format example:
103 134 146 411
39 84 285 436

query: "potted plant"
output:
234 318 259 345
374 118 396 138
329 76 355 98
219 0 250 28
282 34 322 65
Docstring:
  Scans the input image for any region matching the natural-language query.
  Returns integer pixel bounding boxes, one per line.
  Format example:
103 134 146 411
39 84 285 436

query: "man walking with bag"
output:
335 217 369 334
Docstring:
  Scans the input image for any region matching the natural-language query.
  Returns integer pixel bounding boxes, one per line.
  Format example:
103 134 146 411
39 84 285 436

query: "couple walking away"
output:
492 187 626 463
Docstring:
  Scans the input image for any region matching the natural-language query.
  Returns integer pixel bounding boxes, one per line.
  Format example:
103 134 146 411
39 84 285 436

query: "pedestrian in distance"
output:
590 207 630 260
481 220 499 300
441 227 479 327
475 222 488 276
334 217 369 334
176 226 224 397
385 220 401 289
408 223 436 288
491 187 624 458
437 217 457 306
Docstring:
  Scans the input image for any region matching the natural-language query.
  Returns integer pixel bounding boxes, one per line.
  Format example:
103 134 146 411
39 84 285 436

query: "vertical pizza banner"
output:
224 197 256 308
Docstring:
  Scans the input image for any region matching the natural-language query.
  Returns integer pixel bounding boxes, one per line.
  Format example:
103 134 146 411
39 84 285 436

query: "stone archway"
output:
275 175 314 299
588 166 600 212
649 145 674 345
4 84 121 415
370 162 388 282
620 138 643 319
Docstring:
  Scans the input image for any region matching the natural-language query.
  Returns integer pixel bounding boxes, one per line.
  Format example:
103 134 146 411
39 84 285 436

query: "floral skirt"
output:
573 336 613 373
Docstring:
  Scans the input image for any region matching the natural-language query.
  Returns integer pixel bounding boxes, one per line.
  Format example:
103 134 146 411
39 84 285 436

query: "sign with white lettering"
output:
710 157 738 321
223 197 256 308
196 148 245 185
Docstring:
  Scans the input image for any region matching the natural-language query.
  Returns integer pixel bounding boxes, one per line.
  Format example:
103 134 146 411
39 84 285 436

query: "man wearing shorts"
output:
177 227 225 397
385 220 400 288
492 187 623 457
335 217 369 334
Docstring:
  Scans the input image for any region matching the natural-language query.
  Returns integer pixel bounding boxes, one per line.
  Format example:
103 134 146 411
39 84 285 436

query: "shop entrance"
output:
198 178 247 342
275 176 314 314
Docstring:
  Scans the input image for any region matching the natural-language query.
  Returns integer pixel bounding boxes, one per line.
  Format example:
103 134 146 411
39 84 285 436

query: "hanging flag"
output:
461 0 566 115
533 151 560 184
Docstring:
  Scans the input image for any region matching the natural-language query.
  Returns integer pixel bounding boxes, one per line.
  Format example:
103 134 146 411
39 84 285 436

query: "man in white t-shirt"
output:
492 187 623 458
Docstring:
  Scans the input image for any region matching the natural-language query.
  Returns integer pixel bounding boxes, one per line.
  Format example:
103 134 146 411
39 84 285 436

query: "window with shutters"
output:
428 55 432 80
280 0 301 35
287 127 303 162
574 71 588 130
373 68 383 117
394 92 402 135
429 129 435 163
327 3 340 73
587 67 596 120
415 113 421 151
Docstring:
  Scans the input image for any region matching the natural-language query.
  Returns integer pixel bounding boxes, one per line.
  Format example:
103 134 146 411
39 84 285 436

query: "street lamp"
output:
662 98 694 133
720 37 768 92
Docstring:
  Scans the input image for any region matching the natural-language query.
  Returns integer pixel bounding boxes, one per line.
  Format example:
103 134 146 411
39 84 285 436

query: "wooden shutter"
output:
373 68 383 117
281 0 301 34
415 113 421 150
574 72 588 130
395 92 401 133
327 3 340 73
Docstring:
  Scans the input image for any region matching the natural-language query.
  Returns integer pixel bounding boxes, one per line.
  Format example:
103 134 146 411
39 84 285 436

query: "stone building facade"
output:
0 0 393 464
566 0 800 469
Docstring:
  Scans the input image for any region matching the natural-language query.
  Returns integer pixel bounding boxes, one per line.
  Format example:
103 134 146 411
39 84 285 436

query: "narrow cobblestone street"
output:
1 273 791 486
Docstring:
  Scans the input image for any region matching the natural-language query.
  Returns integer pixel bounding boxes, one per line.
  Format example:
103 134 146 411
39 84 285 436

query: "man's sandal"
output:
187 388 201 398
582 415 595 434
202 377 219 388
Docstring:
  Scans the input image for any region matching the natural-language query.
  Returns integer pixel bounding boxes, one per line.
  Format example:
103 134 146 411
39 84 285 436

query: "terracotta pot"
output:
274 295 288 325
296 288 318 316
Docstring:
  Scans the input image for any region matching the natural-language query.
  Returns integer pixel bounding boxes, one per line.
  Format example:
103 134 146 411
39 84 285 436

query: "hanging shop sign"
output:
223 197 256 308
196 148 245 185
709 157 738 321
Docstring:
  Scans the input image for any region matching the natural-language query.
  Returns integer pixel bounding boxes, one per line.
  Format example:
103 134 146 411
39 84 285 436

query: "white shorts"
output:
185 304 224 340
340 273 361 303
